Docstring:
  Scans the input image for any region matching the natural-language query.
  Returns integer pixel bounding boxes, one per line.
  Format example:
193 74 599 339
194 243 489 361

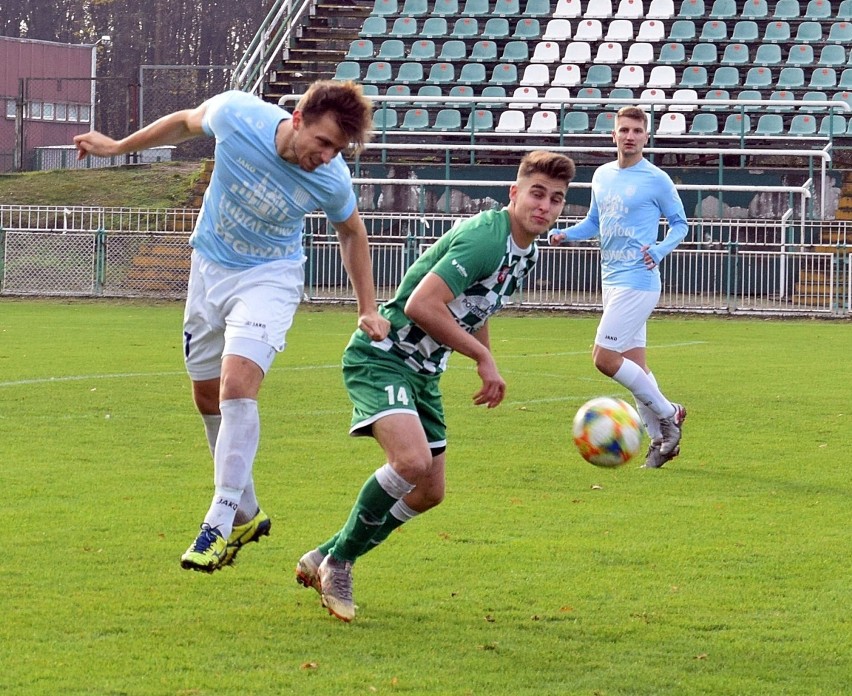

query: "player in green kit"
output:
296 150 576 622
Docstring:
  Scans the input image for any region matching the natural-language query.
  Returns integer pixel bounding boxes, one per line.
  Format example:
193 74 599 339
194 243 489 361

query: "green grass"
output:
1 300 850 695
0 162 202 207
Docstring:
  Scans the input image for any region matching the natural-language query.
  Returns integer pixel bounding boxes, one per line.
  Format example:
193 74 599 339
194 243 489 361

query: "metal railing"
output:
2 205 850 315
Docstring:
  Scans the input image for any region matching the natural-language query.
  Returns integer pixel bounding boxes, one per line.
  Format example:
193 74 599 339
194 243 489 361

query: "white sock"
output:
235 479 259 526
202 398 259 538
636 371 662 439
201 413 221 456
612 359 675 420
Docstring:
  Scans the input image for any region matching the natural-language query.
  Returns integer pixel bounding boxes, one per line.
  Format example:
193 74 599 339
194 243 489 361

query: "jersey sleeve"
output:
430 221 505 297
318 159 357 223
647 171 689 263
200 90 243 138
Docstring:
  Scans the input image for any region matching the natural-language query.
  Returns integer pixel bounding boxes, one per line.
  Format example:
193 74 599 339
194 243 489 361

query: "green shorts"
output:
342 336 447 450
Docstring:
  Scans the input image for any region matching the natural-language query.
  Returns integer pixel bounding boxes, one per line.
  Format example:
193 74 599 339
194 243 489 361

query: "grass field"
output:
1 299 849 695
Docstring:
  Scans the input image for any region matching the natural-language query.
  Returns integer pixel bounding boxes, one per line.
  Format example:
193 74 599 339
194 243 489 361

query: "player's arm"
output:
548 194 601 245
643 176 689 266
331 208 390 341
405 273 505 408
74 103 208 160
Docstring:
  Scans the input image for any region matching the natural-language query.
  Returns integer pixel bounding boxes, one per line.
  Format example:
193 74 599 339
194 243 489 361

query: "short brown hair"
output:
615 105 649 129
297 80 373 151
517 150 576 188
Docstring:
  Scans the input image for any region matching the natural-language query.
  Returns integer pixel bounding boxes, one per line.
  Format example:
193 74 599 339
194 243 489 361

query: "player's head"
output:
508 151 575 241
296 80 373 152
613 106 649 162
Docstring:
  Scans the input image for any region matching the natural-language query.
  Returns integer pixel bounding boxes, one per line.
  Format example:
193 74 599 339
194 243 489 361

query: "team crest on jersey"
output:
497 265 512 283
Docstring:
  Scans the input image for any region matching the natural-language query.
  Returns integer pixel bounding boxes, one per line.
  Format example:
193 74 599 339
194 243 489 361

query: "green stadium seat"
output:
702 88 730 111
677 0 704 18
377 40 406 60
414 84 442 106
585 65 614 88
778 67 805 90
731 21 758 43
679 66 708 89
333 61 360 81
462 0 490 15
361 84 379 97
370 0 398 16
433 108 462 131
465 109 494 131
763 21 790 43
409 40 436 60
659 42 686 65
709 0 735 18
513 18 542 39
482 17 510 39
524 0 552 17
480 85 507 104
561 111 590 133
449 84 475 100
794 22 822 43
744 67 773 89
575 87 602 109
501 41 530 62
828 22 852 44
491 63 520 86
402 0 429 15
787 45 815 67
788 114 817 136
396 62 424 84
459 63 487 85
690 43 718 66
689 112 719 135
451 17 479 38
839 0 852 21
804 0 831 19
735 89 762 111
800 91 829 112
722 113 750 135
809 68 837 91
839 70 852 90
364 61 393 83
438 40 467 61
427 62 455 85
741 0 767 19
818 45 847 68
494 0 521 15
773 0 798 19
668 20 696 41
385 84 411 103
390 17 419 38
372 107 398 130
769 90 795 112
360 16 387 38
711 67 740 90
470 40 497 62
431 0 459 15
755 114 783 136
421 17 448 38
721 44 749 66
607 87 635 106
345 40 373 61
754 44 782 67
699 20 727 42
592 112 617 133
400 108 430 130
832 91 852 112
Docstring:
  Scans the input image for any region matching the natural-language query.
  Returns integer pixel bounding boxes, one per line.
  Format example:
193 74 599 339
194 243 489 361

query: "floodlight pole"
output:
89 35 111 131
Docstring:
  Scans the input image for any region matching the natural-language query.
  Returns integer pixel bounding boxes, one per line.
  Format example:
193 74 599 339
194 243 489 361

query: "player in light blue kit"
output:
74 81 390 569
549 105 688 469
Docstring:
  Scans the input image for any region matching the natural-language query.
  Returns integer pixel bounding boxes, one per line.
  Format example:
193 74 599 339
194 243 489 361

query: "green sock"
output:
359 513 407 556
329 474 397 562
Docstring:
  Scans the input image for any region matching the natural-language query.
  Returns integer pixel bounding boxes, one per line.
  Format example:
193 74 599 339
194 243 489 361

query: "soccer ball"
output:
572 397 643 468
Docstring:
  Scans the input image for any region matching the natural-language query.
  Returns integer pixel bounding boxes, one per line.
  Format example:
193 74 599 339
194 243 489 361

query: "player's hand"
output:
548 231 567 246
641 244 657 270
359 310 390 341
472 356 506 409
73 131 119 160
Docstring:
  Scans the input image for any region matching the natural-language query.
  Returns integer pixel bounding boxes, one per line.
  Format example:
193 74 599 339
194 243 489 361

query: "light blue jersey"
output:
554 158 688 291
190 90 357 269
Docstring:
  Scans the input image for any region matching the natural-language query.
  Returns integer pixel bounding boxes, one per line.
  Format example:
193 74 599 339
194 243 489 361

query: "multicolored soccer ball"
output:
572 397 643 467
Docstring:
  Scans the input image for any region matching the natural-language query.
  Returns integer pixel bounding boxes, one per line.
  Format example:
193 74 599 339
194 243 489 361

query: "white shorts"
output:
595 286 660 352
183 250 305 381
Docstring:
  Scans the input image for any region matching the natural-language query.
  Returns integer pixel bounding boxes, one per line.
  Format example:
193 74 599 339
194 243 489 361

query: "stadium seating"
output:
593 111 617 133
735 89 762 111
839 0 852 21
680 66 709 89
528 110 558 133
401 108 430 130
461 0 489 16
616 0 644 19
402 0 429 15
431 0 459 16
364 61 393 83
372 107 398 130
482 18 510 39
708 0 735 19
333 61 360 81
595 42 623 64
763 21 790 43
426 62 455 85
542 19 573 40
711 66 740 90
741 0 767 19
626 42 655 64
702 88 730 110
721 44 749 66
788 114 817 136
360 16 386 38
575 19 604 40
820 114 847 136
657 112 687 135
396 62 425 84
690 43 718 66
754 44 781 67
465 109 494 131
575 86 602 108
420 18 448 37
389 17 418 38
543 86 572 108
787 45 815 67
617 65 647 88
531 41 561 63
809 68 837 91
646 0 675 19
689 112 718 135
451 17 479 39
637 19 666 41
586 0 614 18
678 0 704 19
564 41 592 63
668 20 696 41
722 113 750 135
496 109 526 132
585 64 614 88
605 19 635 41
345 40 373 61
731 21 758 43
769 90 795 111
554 0 582 17
744 67 773 89
828 22 852 44
800 91 829 112
409 40 436 60
524 0 552 17
469 40 497 62
377 40 405 61
818 45 847 68
491 63 520 85
437 40 466 61
493 0 521 16
562 110 590 133
501 41 530 62
755 113 783 136
371 0 397 16
670 88 698 111
805 0 832 20
647 65 676 88
552 64 581 86
510 86 538 108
